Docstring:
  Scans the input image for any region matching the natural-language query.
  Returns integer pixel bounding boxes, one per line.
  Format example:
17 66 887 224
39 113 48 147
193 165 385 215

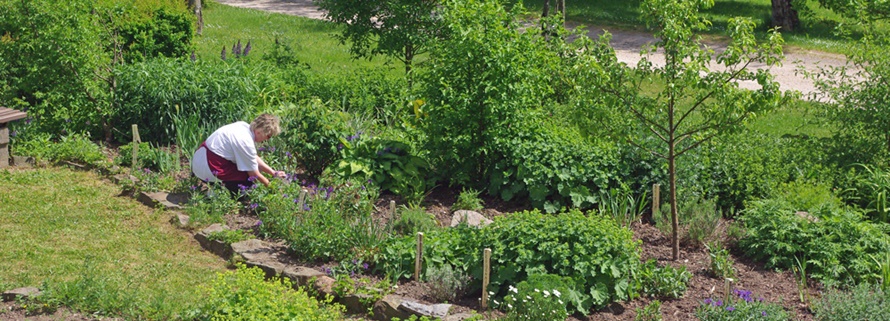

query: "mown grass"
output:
195 1 389 74
0 167 227 319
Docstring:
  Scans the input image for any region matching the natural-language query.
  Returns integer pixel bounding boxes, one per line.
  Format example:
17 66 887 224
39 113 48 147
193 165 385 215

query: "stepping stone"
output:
2 287 40 302
400 300 452 319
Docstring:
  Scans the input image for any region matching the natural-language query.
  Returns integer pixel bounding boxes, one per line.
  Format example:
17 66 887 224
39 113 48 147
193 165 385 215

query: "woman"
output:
191 113 287 192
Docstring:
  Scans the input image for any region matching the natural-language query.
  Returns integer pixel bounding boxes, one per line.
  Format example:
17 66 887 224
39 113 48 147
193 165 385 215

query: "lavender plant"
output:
695 289 790 321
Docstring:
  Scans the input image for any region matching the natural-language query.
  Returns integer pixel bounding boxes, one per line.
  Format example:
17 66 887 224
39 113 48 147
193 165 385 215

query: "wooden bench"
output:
0 107 28 168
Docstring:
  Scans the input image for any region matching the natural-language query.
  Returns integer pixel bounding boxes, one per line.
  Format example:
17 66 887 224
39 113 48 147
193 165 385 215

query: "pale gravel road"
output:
214 0 850 98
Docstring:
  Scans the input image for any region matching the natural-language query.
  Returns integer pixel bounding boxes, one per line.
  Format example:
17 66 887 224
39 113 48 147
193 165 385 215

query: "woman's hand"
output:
273 170 287 179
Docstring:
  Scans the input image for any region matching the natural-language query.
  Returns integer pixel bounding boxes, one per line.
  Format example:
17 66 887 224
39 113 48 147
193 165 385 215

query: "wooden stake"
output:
652 183 661 219
297 189 308 211
415 232 424 282
724 277 734 304
131 124 141 171
482 248 491 309
389 200 397 218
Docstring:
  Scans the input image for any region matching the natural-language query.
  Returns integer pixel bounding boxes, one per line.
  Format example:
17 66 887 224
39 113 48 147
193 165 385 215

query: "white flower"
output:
509 285 518 293
558 300 564 305
534 288 540 292
526 295 532 300
543 290 550 297
508 304 513 309
552 289 561 297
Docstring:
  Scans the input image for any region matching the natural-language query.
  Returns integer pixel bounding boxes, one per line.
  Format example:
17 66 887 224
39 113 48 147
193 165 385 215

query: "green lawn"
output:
0 167 227 319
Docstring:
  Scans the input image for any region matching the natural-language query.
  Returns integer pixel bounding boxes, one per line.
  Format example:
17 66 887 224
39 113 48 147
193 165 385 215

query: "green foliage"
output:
773 179 843 213
425 264 470 303
334 137 431 203
597 187 649 228
315 0 441 73
635 300 663 321
189 263 344 321
495 275 571 321
113 58 263 144
681 198 722 248
706 242 736 279
117 6 194 63
739 198 890 284
378 209 641 311
276 99 356 178
184 184 241 228
696 289 790 321
207 230 251 245
392 204 439 235
636 260 692 299
116 142 180 174
841 164 890 223
419 0 554 187
12 133 108 167
814 283 890 321
331 275 392 314
250 178 388 262
453 188 484 211
35 257 138 319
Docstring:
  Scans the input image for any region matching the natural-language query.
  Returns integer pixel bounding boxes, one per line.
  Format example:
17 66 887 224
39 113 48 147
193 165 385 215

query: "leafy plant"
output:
207 229 251 245
184 183 240 228
453 188 484 211
792 256 811 307
636 260 692 299
681 198 722 248
493 276 570 321
392 204 439 235
842 164 890 223
324 259 371 278
334 138 430 203
696 289 790 321
188 263 344 321
425 264 470 303
635 300 663 321
814 283 890 321
598 187 649 227
706 242 736 280
331 275 392 314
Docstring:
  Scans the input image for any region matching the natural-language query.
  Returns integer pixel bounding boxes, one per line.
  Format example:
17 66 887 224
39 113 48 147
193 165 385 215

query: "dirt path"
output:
214 0 849 98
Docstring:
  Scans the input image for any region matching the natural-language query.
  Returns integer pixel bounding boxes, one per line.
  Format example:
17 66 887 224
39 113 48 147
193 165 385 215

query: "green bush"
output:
636 260 691 299
118 7 193 63
706 242 736 280
814 283 890 321
494 274 572 321
113 58 265 144
184 184 241 228
115 142 180 174
378 209 641 312
739 198 890 284
275 99 357 177
425 264 470 303
392 204 439 236
695 289 790 321
188 264 344 321
12 133 108 166
453 188 484 211
332 137 431 203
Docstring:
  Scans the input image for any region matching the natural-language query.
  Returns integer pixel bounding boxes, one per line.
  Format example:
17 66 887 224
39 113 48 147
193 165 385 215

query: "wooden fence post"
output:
415 232 424 282
482 248 491 309
297 189 308 211
389 200 397 218
131 124 141 172
652 183 661 218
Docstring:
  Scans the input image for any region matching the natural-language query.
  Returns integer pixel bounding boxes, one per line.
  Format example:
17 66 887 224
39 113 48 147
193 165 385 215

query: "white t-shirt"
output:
205 121 258 172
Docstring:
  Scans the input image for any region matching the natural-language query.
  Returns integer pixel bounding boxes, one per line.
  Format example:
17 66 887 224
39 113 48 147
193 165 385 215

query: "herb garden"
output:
3 0 890 320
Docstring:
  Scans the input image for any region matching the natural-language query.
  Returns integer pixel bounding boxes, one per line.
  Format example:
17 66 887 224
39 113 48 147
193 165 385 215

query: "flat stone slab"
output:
2 287 40 302
400 300 452 319
232 239 291 278
281 266 326 288
450 210 492 228
137 191 186 210
194 224 232 258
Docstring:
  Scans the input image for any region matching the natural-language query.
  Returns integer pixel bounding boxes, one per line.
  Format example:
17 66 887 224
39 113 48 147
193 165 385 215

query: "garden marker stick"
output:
482 248 491 309
131 124 141 172
298 189 307 211
415 232 424 281
389 200 396 218
724 277 734 304
652 183 660 218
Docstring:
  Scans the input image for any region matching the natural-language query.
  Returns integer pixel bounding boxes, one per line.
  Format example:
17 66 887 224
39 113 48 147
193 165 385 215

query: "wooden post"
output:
415 232 424 282
131 124 141 171
652 183 661 219
297 189 308 211
482 248 491 309
389 200 397 218
724 277 734 304
0 123 9 169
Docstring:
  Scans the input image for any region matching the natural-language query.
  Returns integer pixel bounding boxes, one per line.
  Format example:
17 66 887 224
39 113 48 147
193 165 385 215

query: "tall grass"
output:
0 168 226 319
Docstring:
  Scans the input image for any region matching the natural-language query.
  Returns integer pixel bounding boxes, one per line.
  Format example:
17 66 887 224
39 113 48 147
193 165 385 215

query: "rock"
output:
194 224 232 258
11 156 34 167
314 275 336 297
137 191 184 210
450 210 492 228
170 213 189 227
281 266 326 288
372 295 412 321
339 293 376 314
231 239 288 278
796 211 819 223
400 300 452 319
2 287 40 302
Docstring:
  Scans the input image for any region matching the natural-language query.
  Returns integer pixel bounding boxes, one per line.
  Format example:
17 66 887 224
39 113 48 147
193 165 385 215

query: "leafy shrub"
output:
494 274 572 321
118 6 194 63
636 260 691 299
13 133 108 166
453 188 484 211
840 164 890 223
814 283 890 321
706 242 736 279
773 179 843 212
331 275 392 314
333 137 431 203
695 289 790 321
425 264 469 303
392 204 439 235
184 184 240 228
115 142 180 174
114 58 265 144
739 198 890 284
303 68 407 124
188 264 344 321
682 198 722 248
635 300 663 321
378 209 641 311
597 187 649 228
276 99 356 177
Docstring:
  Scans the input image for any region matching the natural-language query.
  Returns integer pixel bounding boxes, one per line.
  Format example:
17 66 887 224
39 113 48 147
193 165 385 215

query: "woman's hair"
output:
250 113 281 138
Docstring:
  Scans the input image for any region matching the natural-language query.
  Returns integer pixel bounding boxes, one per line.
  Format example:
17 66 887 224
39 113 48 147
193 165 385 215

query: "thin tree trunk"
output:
558 0 565 27
771 0 799 32
189 0 203 35
669 138 679 259
542 0 550 17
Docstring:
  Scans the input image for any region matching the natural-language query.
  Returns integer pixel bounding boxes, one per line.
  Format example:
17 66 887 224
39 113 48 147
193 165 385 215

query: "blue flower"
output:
725 306 735 312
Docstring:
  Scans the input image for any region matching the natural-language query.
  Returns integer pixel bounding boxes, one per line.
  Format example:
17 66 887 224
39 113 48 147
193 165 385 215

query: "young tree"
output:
315 0 442 75
598 0 786 259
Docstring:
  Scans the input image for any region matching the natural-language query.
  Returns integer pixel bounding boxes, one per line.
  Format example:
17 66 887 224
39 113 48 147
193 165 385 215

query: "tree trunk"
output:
189 0 203 35
542 0 550 17
771 0 799 32
669 140 679 260
558 0 565 27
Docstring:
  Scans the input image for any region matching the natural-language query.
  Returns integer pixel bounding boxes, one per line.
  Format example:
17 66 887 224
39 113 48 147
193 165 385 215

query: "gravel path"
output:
214 0 850 98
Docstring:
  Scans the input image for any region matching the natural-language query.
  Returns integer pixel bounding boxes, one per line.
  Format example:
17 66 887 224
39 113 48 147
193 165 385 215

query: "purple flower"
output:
255 220 262 227
190 185 197 191
285 151 292 158
211 170 219 176
9 131 16 137
362 263 369 270
303 203 311 211
258 147 266 152
243 40 252 56
761 311 767 316
143 168 151 174
248 176 257 182
704 298 712 305
269 146 276 152
716 300 723 307
25 118 32 125
249 203 258 210
337 143 343 151
725 306 735 312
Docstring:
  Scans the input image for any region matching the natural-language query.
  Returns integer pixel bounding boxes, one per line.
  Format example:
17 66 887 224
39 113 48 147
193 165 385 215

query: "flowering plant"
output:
695 289 790 321
494 283 568 321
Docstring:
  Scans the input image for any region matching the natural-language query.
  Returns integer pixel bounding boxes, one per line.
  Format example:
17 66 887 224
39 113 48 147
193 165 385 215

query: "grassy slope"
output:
0 167 226 319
